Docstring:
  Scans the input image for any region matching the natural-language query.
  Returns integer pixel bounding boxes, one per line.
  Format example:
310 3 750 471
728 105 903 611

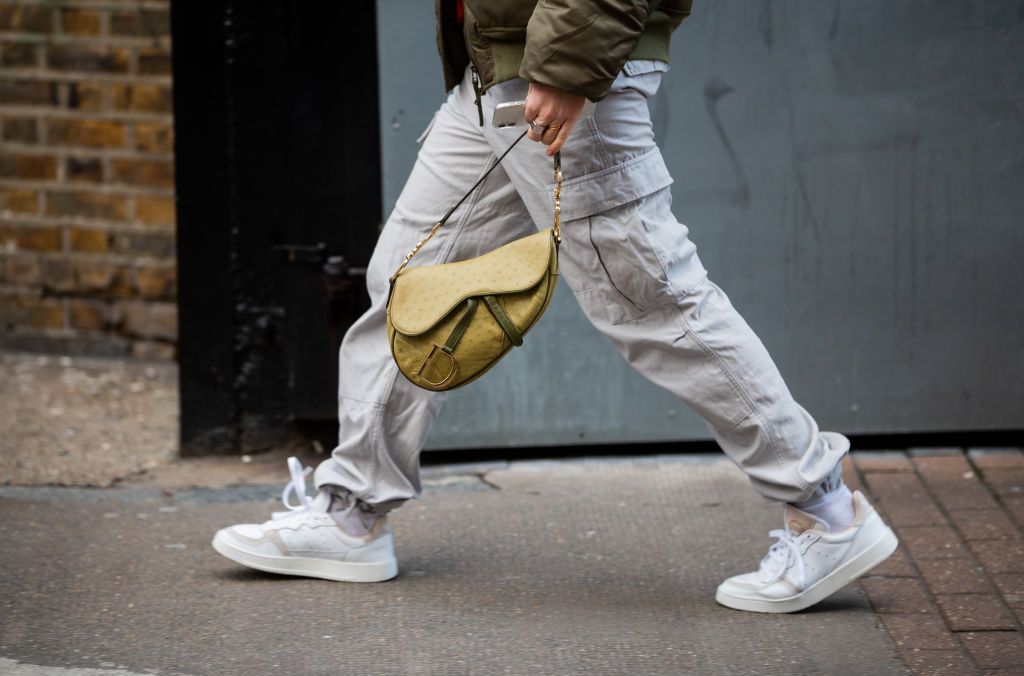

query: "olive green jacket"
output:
436 0 693 101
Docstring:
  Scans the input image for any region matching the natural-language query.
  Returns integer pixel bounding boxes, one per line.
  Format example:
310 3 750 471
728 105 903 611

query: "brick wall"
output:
0 0 175 359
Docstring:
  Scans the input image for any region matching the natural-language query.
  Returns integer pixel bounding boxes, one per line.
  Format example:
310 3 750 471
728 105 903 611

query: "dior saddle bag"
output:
386 131 561 391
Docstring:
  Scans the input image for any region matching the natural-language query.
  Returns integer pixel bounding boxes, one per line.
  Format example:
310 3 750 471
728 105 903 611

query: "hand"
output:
524 82 586 156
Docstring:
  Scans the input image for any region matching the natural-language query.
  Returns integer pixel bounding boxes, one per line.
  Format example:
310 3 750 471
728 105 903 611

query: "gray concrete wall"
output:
377 0 1024 449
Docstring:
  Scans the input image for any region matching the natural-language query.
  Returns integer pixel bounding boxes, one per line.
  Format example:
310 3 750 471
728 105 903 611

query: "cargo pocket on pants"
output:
583 202 675 325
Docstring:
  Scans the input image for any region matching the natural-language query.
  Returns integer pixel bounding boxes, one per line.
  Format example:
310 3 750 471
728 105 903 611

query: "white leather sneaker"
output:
715 491 897 613
211 457 398 582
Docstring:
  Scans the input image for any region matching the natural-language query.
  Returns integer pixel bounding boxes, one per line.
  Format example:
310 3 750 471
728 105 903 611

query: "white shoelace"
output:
757 529 806 587
271 456 316 520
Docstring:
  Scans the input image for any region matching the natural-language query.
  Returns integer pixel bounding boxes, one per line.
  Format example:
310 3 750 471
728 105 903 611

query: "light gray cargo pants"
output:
314 62 849 512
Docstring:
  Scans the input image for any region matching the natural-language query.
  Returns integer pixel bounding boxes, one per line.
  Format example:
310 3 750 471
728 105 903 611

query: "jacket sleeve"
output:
519 0 652 101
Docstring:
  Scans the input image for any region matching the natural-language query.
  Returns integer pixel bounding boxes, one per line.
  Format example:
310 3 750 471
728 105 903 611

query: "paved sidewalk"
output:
847 448 1024 673
1 454 905 676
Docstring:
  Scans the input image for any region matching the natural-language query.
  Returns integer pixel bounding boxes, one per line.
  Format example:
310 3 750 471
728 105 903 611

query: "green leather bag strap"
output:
442 297 479 354
483 295 523 346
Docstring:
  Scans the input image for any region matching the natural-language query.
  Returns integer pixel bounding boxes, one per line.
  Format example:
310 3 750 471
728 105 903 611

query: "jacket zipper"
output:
470 64 484 127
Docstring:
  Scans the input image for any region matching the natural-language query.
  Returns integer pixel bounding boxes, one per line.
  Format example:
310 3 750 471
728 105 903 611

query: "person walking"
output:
211 0 897 613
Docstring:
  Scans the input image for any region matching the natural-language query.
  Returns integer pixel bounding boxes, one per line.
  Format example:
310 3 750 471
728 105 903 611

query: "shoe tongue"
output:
784 504 829 534
311 489 332 512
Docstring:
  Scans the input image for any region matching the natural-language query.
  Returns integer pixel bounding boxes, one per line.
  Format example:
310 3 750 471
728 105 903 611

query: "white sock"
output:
793 463 854 531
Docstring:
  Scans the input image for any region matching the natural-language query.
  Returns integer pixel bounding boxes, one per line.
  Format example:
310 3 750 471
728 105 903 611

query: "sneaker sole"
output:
715 526 899 613
211 531 398 583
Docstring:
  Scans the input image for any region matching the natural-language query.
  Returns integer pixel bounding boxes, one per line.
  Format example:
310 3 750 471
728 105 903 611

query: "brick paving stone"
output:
879 613 960 650
960 631 1024 669
991 573 1024 610
870 545 917 578
898 649 976 675
853 451 912 472
901 526 969 560
1004 497 1024 526
918 557 991 595
949 509 1022 540
970 540 1024 574
866 473 947 526
969 448 1024 470
861 577 933 614
912 453 971 474
926 478 1000 512
935 594 1017 631
984 470 1024 497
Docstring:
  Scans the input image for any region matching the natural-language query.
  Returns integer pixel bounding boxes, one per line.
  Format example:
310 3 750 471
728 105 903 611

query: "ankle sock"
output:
794 462 854 531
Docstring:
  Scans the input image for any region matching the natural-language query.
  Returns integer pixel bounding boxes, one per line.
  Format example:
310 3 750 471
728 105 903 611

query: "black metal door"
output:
172 1 380 454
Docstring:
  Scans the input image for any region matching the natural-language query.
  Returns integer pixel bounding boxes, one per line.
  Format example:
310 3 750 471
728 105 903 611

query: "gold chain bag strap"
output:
386 131 562 391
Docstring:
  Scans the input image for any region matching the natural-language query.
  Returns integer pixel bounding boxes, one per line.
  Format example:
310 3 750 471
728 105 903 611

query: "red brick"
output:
853 451 912 472
3 117 39 143
960 631 1024 669
860 577 932 614
970 540 1024 574
134 196 174 225
138 48 171 76
969 448 1024 470
1 42 39 68
0 153 58 180
65 157 104 184
949 509 1020 540
922 473 1000 511
41 258 75 292
900 526 967 561
913 454 971 475
0 293 63 329
134 266 175 298
985 470 1024 497
0 224 62 251
0 80 58 106
935 594 1016 631
47 45 130 74
48 119 125 148
110 158 173 188
1 189 39 214
111 231 174 258
134 122 174 153
67 81 105 112
73 260 132 296
896 650 976 675
46 191 128 220
1 254 41 285
878 612 959 651
916 557 990 595
110 10 170 37
117 300 176 339
61 9 102 36
0 5 53 33
67 227 109 253
111 83 172 113
68 299 108 331
992 573 1024 610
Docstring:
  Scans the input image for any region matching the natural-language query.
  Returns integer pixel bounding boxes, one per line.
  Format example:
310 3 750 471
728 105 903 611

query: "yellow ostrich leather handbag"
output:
386 133 562 391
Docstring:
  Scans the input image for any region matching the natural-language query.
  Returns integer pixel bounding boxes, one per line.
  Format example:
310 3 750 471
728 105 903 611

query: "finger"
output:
541 122 562 145
547 118 576 156
527 122 546 142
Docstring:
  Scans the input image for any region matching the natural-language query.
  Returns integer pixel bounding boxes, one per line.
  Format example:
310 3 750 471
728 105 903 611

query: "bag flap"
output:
390 229 555 336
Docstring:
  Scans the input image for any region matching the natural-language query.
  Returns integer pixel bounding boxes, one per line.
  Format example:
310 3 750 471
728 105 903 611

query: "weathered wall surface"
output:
376 0 1024 447
0 0 175 359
